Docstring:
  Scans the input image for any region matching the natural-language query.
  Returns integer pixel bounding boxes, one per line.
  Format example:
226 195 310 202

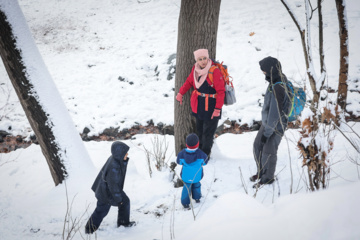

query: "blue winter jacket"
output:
176 148 208 183
91 141 129 206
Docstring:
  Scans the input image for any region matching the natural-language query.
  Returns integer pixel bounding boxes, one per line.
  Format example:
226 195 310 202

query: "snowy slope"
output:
0 0 360 240
1 125 360 239
0 0 359 137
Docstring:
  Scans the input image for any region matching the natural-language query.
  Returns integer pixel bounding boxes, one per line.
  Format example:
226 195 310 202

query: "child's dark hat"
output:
186 133 199 150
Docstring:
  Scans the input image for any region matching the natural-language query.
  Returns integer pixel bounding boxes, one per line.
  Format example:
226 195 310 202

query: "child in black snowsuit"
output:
85 141 136 234
176 133 208 208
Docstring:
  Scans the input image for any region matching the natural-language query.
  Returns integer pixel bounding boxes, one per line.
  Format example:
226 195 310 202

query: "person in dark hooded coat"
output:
251 56 291 188
85 141 135 234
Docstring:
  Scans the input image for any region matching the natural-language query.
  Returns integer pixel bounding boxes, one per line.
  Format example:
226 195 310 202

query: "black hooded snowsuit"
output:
85 141 131 233
253 56 291 184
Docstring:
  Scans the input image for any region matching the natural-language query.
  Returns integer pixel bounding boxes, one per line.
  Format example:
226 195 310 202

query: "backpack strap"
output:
268 81 285 92
269 81 295 118
208 66 218 86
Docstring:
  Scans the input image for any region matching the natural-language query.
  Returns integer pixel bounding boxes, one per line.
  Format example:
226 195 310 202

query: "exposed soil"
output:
1 115 358 154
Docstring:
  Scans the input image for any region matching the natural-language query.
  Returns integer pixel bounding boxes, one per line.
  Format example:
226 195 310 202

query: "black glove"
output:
261 135 268 144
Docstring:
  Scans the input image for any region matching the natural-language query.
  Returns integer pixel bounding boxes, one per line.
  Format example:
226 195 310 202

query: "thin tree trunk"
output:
318 0 325 74
335 0 349 111
280 0 309 70
280 0 319 110
281 0 331 191
304 0 320 112
174 0 221 154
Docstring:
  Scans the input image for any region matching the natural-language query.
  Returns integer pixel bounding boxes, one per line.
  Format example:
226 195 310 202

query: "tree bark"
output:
318 0 325 74
174 0 221 154
335 0 349 111
0 4 71 185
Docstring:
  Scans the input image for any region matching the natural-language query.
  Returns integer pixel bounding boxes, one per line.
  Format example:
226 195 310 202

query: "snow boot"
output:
183 204 190 209
85 220 98 234
249 174 260 182
118 221 136 228
252 178 274 188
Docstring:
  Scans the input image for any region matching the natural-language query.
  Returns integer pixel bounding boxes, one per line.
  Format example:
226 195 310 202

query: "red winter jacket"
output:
179 62 225 114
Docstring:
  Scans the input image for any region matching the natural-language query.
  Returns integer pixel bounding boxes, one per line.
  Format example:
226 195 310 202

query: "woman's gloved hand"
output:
211 109 221 119
176 93 183 105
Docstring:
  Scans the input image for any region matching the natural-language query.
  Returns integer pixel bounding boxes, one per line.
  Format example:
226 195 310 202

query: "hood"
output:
259 56 283 83
184 148 202 164
111 141 129 161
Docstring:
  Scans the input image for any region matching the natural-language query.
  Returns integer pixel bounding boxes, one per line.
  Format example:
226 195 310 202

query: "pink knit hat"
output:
193 49 209 61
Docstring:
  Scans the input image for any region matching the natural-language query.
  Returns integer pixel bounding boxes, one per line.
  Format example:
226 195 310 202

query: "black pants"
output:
196 118 219 156
86 192 130 230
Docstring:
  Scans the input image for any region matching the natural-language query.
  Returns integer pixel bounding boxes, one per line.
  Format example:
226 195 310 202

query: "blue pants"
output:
181 182 201 206
86 192 130 230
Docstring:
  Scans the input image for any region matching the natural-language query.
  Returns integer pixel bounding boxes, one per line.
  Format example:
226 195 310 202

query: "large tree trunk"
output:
174 0 221 154
335 0 349 111
0 7 65 184
0 1 95 186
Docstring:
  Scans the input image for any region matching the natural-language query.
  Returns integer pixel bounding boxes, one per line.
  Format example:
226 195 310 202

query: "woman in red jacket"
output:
175 49 225 156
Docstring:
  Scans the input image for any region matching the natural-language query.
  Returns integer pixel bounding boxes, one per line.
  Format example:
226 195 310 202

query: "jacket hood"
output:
184 148 205 164
111 141 129 161
259 56 284 83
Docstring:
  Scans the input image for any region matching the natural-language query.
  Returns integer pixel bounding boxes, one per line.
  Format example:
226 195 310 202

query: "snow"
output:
1 0 359 136
0 0 360 239
179 183 360 240
1 126 360 239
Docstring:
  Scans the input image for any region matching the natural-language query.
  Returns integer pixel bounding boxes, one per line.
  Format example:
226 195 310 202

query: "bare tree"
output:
335 0 349 112
174 0 221 154
280 0 334 191
0 1 94 185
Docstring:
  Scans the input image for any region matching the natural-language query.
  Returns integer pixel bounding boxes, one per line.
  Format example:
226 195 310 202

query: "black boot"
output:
85 219 98 234
252 178 275 188
249 174 259 182
118 221 136 228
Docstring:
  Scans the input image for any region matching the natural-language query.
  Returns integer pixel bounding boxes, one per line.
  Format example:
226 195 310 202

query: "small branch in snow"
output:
137 0 151 3
332 122 360 154
238 166 248 195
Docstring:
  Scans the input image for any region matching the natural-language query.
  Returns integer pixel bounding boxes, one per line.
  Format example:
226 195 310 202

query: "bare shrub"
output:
143 135 170 174
62 181 90 240
0 83 14 122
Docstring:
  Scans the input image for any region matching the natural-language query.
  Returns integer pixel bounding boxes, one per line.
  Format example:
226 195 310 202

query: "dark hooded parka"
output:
259 56 291 137
91 141 130 206
253 56 291 184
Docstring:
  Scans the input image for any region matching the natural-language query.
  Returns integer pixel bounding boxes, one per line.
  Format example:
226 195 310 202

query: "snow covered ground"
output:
1 126 360 240
0 0 359 137
0 0 360 239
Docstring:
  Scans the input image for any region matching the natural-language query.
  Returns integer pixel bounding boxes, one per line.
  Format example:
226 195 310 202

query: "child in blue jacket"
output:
176 133 209 208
